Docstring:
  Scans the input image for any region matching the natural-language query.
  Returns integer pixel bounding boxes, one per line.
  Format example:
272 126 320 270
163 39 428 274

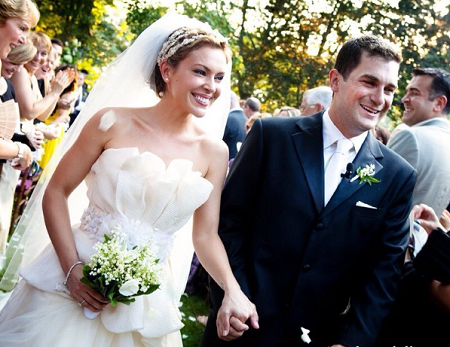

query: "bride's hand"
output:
67 265 109 312
216 287 259 341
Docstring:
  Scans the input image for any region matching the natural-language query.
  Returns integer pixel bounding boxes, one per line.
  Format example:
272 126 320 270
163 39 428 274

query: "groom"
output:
201 36 417 347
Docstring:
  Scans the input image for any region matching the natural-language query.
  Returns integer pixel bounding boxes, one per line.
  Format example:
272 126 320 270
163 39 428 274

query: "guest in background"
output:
38 65 77 169
376 203 450 347
243 96 261 119
388 67 450 216
245 112 271 134
50 38 63 68
273 106 300 117
299 86 332 116
223 91 246 160
68 69 88 127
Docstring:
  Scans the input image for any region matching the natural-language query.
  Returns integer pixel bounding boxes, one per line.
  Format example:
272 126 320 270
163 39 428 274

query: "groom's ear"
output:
329 69 341 93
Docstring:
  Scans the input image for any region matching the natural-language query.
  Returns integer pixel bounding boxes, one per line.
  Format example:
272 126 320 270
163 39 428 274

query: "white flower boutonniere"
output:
350 164 381 185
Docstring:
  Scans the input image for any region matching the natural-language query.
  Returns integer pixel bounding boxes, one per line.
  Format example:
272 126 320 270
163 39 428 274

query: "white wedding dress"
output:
0 147 214 347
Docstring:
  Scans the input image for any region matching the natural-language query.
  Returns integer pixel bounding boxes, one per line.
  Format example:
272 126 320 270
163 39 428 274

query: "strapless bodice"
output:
20 147 214 338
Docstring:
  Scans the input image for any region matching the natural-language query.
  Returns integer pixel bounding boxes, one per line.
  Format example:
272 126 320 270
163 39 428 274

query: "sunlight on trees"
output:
35 0 450 124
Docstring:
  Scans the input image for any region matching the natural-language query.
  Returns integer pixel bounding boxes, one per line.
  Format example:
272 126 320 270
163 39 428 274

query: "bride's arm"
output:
42 111 111 311
192 138 259 341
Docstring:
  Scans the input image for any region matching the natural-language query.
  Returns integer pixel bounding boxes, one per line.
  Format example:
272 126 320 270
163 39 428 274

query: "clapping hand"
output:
51 68 76 96
216 287 259 341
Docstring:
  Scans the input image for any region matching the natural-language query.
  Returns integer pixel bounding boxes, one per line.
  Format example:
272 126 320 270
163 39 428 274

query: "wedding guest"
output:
35 44 58 96
376 204 450 346
274 106 300 117
10 31 74 123
243 96 261 119
388 67 450 216
245 112 271 134
0 0 38 166
0 0 39 60
0 41 42 257
38 64 77 169
202 35 416 347
68 69 89 126
0 14 257 347
299 85 332 116
50 38 63 68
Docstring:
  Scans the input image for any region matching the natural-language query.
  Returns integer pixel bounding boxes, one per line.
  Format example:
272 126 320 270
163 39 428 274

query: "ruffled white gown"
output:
0 147 214 347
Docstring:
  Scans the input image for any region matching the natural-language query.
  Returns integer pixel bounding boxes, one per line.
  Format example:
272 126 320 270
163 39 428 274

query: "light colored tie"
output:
324 138 354 205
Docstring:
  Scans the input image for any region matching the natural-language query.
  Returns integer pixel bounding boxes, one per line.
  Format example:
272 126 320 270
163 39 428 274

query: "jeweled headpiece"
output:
156 25 228 65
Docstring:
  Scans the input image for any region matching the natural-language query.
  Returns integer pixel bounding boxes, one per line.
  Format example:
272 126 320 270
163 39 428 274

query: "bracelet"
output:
62 260 83 286
14 142 23 159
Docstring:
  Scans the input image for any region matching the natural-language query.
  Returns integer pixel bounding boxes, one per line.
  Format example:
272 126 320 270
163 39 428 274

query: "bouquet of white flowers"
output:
80 228 162 319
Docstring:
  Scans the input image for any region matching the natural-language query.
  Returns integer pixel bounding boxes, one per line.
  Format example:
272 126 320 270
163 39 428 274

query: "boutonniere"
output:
350 164 381 185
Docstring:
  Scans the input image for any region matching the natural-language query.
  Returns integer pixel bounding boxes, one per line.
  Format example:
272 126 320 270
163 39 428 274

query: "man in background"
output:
50 38 64 68
243 96 261 119
69 69 89 126
388 67 450 216
300 85 332 116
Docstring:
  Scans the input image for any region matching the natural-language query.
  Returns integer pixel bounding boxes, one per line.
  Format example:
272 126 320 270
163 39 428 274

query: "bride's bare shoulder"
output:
88 107 146 132
200 133 228 163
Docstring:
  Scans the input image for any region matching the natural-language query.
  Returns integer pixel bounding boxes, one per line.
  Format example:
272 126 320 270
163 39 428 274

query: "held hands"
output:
216 287 259 341
66 264 109 313
412 203 445 235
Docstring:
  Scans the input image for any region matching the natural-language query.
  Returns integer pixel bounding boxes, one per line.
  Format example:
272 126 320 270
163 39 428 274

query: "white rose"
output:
119 279 140 296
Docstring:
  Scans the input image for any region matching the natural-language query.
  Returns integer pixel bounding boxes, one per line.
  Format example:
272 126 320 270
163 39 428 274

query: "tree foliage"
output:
35 0 129 77
34 0 450 123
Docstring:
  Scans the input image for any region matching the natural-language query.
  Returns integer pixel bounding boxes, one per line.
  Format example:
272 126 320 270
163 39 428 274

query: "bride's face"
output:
166 46 227 118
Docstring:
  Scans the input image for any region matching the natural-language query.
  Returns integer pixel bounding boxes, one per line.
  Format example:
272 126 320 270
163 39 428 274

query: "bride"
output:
0 13 257 346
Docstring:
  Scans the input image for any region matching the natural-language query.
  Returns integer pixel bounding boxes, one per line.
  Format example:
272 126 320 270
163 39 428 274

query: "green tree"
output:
35 0 129 68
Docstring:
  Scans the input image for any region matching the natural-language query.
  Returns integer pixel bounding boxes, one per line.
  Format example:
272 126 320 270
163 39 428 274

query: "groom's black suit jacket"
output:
203 112 416 347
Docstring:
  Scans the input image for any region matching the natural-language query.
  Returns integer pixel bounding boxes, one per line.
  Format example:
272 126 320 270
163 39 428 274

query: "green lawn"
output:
179 292 209 347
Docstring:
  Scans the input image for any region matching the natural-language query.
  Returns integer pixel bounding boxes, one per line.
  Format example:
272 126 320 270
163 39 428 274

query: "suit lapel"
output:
321 133 384 218
292 113 325 213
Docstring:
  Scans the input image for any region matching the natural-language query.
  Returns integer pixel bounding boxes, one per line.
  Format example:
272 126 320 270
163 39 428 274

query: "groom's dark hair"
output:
334 35 402 80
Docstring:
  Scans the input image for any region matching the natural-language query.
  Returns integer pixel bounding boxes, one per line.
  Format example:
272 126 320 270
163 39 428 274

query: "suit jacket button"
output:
303 264 311 271
316 223 324 230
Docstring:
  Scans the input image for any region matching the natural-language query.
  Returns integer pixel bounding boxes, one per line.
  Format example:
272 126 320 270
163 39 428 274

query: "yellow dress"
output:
38 109 66 170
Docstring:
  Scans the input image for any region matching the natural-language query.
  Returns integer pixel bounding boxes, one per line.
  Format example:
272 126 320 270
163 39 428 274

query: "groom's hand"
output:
216 288 259 341
218 315 248 341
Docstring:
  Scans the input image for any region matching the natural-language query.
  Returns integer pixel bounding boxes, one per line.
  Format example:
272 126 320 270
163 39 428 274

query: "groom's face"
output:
329 52 399 138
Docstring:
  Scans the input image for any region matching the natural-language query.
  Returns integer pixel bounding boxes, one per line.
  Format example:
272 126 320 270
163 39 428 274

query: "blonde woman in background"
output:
0 41 43 259
0 0 39 167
